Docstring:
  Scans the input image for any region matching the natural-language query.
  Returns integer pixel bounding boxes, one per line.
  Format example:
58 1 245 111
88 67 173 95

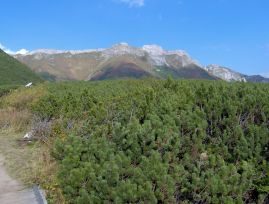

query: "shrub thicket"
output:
32 80 269 203
0 85 19 98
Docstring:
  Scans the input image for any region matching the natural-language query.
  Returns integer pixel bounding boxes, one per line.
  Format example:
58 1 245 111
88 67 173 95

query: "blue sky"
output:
0 0 269 76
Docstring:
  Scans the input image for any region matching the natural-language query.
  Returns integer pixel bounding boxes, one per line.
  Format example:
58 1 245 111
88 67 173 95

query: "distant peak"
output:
142 45 188 56
207 64 222 68
29 48 103 55
31 49 65 54
206 64 233 71
142 45 165 55
206 64 246 82
15 49 29 55
13 43 190 57
112 42 129 47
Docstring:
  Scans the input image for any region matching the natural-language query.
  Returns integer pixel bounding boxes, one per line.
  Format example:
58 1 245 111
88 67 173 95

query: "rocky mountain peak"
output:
206 64 247 82
142 45 165 55
112 42 129 47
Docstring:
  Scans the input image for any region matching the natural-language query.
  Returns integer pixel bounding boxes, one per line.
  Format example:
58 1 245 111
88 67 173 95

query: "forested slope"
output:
27 79 269 203
0 49 43 85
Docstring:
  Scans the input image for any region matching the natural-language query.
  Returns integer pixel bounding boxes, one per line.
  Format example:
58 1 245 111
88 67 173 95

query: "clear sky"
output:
0 0 268 76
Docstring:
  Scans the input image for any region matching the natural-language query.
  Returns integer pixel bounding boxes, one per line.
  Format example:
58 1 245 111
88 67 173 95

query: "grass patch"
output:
0 85 20 98
0 108 32 131
0 84 64 203
0 130 38 183
1 85 47 110
0 129 65 203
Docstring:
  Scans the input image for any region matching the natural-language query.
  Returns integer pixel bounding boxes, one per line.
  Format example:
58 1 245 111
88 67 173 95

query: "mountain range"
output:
7 43 269 82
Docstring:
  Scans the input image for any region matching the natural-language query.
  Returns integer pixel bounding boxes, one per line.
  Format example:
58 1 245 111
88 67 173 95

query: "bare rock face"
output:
205 65 247 82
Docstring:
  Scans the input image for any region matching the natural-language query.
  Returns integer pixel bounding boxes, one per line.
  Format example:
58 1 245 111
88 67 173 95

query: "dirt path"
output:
0 155 40 204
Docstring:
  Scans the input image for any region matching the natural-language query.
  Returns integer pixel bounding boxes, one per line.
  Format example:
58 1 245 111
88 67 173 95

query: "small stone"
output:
23 131 33 140
200 152 208 161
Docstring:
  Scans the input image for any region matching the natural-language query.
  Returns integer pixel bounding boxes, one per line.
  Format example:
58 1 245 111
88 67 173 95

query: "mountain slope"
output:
0 49 43 85
89 55 153 80
14 44 217 81
245 75 269 83
205 64 269 83
13 43 269 82
205 65 247 82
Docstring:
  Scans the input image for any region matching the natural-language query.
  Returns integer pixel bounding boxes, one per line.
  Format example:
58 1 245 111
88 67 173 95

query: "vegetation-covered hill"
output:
0 49 43 85
1 79 268 203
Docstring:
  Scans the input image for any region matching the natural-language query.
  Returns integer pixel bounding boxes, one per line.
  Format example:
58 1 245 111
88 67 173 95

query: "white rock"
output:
206 64 247 82
25 82 33 88
23 132 33 139
200 152 208 161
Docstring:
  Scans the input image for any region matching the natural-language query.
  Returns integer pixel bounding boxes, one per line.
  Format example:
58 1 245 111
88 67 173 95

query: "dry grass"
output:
31 140 66 203
0 85 47 131
0 108 32 131
0 130 37 183
0 130 65 203
1 85 47 110
0 86 65 203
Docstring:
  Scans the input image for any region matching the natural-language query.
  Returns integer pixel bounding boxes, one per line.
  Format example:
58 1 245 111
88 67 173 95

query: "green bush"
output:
0 85 19 98
32 80 269 203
